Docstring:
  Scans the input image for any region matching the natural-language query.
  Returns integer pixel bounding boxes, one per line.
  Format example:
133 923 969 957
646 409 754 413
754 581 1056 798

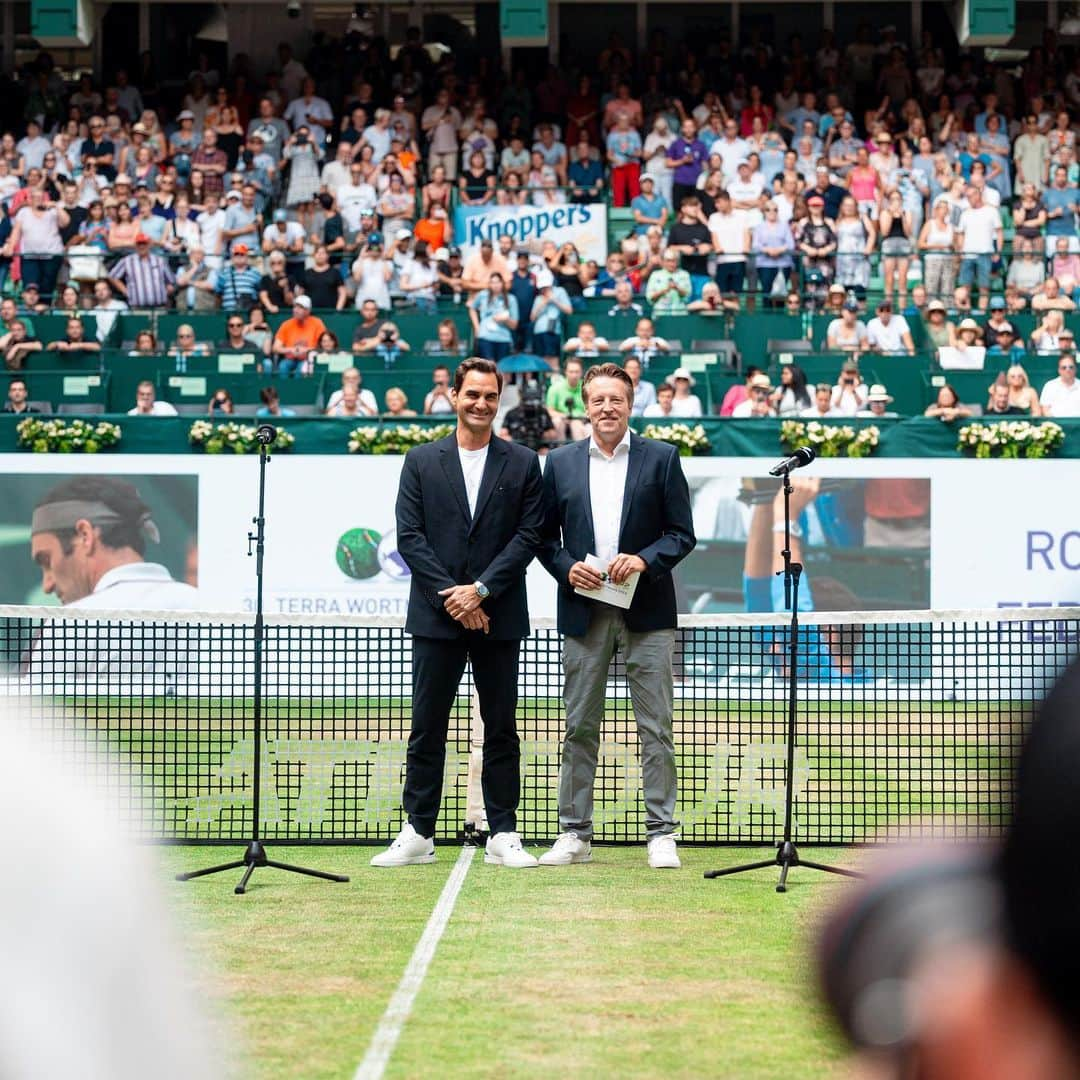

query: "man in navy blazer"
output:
371 358 544 870
538 362 696 869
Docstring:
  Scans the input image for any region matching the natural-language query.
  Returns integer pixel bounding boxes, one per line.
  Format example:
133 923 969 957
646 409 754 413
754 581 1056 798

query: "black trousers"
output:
403 634 522 837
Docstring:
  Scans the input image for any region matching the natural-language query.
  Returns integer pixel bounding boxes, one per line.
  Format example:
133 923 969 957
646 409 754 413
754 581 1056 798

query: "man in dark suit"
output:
371 358 544 869
538 362 696 868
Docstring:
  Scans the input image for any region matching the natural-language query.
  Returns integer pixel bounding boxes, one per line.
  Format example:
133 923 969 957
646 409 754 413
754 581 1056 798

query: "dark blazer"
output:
540 431 696 637
396 432 544 640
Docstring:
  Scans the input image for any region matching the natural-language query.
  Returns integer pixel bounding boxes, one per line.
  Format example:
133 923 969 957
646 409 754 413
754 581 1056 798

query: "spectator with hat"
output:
630 174 668 236
982 296 1015 348
213 243 261 310
731 372 777 417
351 232 393 311
221 183 261 254
865 301 915 354
666 367 703 417
107 232 175 308
826 299 869 353
987 326 1026 364
531 269 573 366
924 299 957 350
271 295 327 377
856 384 898 418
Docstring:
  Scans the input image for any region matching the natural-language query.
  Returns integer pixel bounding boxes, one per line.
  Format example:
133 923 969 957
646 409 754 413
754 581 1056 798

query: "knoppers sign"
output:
454 202 608 262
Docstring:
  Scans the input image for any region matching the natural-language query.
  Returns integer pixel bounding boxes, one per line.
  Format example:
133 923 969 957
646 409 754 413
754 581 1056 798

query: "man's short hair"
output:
137 379 154 393
582 362 633 404
8 376 27 392
453 358 503 394
657 382 674 397
34 476 153 556
259 385 280 404
679 195 700 210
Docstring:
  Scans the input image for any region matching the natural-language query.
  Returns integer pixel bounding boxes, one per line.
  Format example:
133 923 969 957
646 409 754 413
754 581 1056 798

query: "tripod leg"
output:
234 862 257 895
703 859 777 879
264 859 350 883
798 859 865 879
776 856 792 893
175 859 245 882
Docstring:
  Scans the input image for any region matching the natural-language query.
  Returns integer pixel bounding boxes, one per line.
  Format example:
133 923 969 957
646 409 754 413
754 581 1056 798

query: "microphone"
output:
768 446 816 477
255 424 278 446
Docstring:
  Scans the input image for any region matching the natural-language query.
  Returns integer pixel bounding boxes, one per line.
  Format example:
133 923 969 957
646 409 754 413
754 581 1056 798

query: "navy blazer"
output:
539 432 696 637
396 433 544 640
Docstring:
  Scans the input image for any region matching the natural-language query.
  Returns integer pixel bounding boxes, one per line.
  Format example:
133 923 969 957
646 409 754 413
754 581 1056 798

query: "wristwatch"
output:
474 581 490 599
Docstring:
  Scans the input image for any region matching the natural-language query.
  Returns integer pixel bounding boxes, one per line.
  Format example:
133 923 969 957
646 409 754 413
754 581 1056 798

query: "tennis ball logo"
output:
336 527 382 580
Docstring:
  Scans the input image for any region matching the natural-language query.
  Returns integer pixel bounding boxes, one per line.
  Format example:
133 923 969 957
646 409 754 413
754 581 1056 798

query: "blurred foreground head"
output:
819 658 1080 1079
0 702 219 1079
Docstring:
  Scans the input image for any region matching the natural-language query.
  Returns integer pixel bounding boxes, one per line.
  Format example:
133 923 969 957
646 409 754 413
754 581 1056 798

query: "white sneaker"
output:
370 823 435 867
538 831 593 866
647 834 681 869
484 831 538 868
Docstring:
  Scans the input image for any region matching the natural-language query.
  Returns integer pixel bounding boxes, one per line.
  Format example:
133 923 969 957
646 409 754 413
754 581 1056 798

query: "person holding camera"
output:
830 360 869 416
351 232 393 311
282 126 322 233
500 376 557 451
207 388 235 416
357 320 411 368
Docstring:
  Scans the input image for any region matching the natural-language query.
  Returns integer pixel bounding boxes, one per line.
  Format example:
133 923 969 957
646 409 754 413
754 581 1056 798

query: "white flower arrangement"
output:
347 423 454 454
188 421 296 454
641 423 712 457
780 420 880 458
16 417 121 453
957 420 1065 459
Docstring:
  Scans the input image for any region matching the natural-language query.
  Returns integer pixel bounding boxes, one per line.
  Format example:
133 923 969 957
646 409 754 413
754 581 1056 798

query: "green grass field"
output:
161 843 860 1079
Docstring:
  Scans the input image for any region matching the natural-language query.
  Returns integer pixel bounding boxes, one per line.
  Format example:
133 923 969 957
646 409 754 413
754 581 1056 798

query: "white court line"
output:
354 845 476 1080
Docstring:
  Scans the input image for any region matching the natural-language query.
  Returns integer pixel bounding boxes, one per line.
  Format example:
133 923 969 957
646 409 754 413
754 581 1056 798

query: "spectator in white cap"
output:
388 226 414 302
271 295 328 377
665 367 703 417
857 384 899 418
731 372 777 417
530 268 573 367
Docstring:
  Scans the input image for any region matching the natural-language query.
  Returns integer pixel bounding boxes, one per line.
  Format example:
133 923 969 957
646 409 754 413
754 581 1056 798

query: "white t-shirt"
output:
669 395 703 417
262 222 306 252
196 208 226 256
458 444 489 517
715 137 750 181
128 401 178 416
642 402 674 418
958 205 1000 255
731 399 776 418
1039 376 1080 417
708 211 747 263
866 315 912 353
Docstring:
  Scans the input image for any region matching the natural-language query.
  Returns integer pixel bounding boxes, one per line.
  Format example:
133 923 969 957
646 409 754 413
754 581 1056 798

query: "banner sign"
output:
0 454 1077 616
453 202 608 263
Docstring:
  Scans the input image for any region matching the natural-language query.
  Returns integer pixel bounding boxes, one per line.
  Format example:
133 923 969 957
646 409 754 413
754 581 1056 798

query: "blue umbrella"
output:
497 353 551 373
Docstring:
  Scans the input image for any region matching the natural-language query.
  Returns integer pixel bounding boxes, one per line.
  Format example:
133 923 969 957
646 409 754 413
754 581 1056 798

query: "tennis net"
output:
1 605 1076 846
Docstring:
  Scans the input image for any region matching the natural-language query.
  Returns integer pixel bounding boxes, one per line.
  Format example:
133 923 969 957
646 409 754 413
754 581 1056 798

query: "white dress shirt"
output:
459 444 489 517
588 429 631 562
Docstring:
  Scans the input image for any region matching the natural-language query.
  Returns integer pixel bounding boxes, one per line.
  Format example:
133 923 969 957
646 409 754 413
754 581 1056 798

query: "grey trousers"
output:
559 606 678 840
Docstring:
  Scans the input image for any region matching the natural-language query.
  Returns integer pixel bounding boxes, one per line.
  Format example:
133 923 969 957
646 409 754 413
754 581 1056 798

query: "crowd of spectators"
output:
2 23 1080 425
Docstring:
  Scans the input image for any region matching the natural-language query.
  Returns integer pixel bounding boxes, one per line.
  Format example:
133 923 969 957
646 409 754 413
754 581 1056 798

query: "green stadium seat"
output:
6 369 111 413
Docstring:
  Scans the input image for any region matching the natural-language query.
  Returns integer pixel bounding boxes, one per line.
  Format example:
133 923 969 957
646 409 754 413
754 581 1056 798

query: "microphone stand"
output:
178 425 349 894
704 465 863 892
